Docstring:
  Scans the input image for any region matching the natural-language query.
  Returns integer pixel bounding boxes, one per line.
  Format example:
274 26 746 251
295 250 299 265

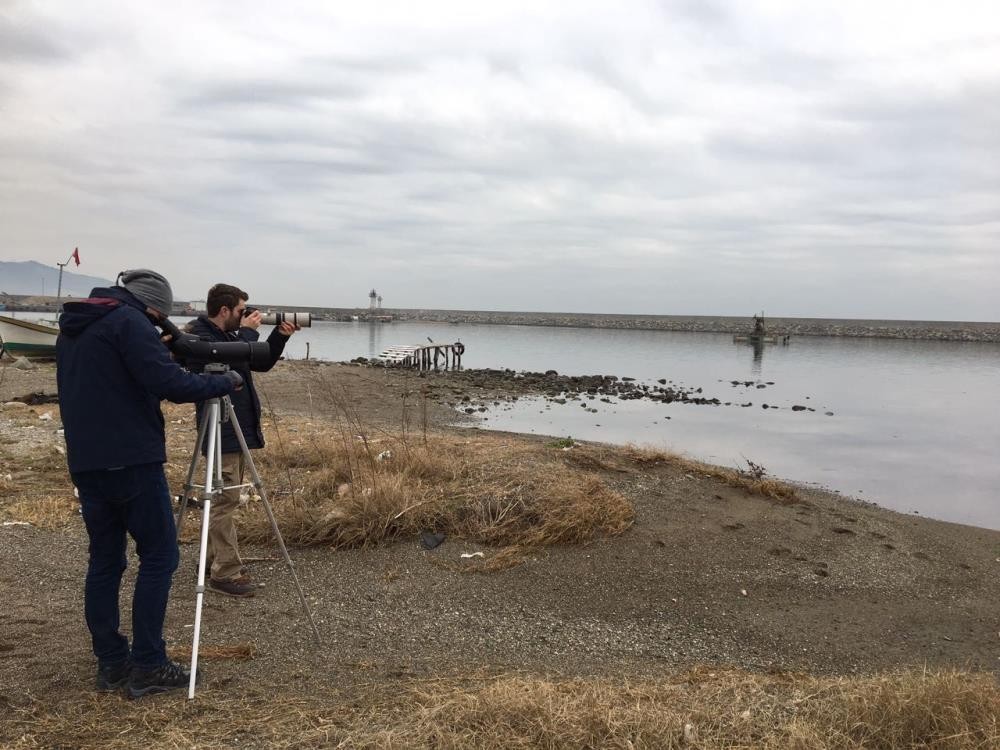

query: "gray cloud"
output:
179 79 364 110
0 14 69 62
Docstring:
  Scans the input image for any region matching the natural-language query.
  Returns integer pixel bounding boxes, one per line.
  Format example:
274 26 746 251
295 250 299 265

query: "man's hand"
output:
241 309 263 330
224 371 244 391
278 321 300 337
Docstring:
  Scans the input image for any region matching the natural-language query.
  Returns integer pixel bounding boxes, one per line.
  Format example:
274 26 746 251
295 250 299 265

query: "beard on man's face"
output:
225 309 243 331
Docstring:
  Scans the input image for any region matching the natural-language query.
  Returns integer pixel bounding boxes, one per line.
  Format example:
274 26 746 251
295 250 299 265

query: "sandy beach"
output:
2 359 999 747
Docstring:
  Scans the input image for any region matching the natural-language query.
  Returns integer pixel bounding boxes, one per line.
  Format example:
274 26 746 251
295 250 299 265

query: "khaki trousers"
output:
207 452 245 582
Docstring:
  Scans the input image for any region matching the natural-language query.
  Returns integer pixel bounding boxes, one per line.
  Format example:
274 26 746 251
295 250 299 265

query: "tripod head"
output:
199 363 237 424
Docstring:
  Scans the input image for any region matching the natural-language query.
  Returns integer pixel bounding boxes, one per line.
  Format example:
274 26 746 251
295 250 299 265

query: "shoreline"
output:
3 358 994 532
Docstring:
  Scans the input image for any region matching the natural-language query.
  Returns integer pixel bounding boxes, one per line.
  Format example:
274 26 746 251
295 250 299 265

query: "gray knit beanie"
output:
119 269 174 315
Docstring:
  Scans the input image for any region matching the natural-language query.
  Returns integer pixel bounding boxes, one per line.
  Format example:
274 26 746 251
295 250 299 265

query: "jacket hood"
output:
59 286 146 337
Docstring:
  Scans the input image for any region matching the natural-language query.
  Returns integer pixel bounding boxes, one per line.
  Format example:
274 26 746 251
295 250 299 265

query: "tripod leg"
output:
225 398 322 645
176 407 211 538
189 399 221 699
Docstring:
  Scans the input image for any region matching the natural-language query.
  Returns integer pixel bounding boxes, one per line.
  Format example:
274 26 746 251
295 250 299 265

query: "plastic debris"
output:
12 357 37 371
461 552 485 559
376 450 393 461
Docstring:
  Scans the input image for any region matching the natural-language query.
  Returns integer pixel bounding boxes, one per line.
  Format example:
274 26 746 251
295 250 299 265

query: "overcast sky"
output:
1 1 998 320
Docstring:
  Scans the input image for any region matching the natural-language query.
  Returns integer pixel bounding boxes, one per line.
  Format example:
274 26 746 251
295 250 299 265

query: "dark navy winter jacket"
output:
186 316 289 453
57 287 235 474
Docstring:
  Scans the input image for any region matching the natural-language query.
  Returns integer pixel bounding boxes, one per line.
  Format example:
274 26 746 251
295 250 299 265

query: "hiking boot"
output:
128 660 193 699
96 659 130 691
208 575 257 598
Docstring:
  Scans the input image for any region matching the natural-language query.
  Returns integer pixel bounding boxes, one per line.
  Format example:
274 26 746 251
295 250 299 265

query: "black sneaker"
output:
208 576 256 598
96 659 130 691
128 660 193 699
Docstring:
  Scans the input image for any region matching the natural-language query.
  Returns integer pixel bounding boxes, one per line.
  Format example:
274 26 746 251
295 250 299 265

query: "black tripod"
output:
176 364 320 699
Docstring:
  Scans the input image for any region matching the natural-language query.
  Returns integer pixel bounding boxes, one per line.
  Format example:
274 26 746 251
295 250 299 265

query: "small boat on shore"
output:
0 315 59 358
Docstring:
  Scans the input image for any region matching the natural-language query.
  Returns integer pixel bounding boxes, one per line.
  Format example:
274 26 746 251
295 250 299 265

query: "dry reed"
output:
240 430 634 550
3 668 997 749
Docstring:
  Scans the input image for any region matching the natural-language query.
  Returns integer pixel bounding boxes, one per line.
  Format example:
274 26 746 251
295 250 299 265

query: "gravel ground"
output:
2 359 999 707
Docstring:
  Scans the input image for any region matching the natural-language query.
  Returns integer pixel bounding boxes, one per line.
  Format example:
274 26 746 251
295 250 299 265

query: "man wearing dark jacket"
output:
186 283 297 597
58 269 242 698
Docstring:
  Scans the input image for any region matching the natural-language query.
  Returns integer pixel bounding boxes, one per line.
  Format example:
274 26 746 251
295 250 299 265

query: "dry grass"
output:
2 493 79 529
4 403 626 555
624 443 801 504
3 668 997 749
0 430 78 528
238 429 634 551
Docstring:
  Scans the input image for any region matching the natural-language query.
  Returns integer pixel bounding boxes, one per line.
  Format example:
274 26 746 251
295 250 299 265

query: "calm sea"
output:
14 313 999 530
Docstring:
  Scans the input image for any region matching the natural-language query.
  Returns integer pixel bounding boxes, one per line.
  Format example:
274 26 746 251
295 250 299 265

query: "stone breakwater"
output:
247 304 1000 342
382 311 1000 343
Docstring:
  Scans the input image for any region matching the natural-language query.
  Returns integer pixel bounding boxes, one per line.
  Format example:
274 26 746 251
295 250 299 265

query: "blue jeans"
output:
73 462 179 669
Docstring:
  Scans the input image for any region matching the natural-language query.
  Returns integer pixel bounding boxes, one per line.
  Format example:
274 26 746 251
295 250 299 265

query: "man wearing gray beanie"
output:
58 268 243 698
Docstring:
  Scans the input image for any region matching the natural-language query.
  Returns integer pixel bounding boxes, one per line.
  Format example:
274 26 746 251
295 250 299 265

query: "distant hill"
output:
0 260 114 297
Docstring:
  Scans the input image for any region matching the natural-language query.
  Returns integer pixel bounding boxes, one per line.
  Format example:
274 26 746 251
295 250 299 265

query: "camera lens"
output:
256 311 311 327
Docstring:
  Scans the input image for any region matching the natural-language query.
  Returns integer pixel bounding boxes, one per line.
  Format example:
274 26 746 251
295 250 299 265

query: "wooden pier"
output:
378 342 464 371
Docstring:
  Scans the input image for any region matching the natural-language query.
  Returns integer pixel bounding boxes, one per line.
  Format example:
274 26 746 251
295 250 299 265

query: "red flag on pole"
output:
72 248 80 266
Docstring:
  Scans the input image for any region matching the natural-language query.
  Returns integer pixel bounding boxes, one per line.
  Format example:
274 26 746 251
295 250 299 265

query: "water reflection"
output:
730 338 768 375
751 339 765 374
367 320 378 356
